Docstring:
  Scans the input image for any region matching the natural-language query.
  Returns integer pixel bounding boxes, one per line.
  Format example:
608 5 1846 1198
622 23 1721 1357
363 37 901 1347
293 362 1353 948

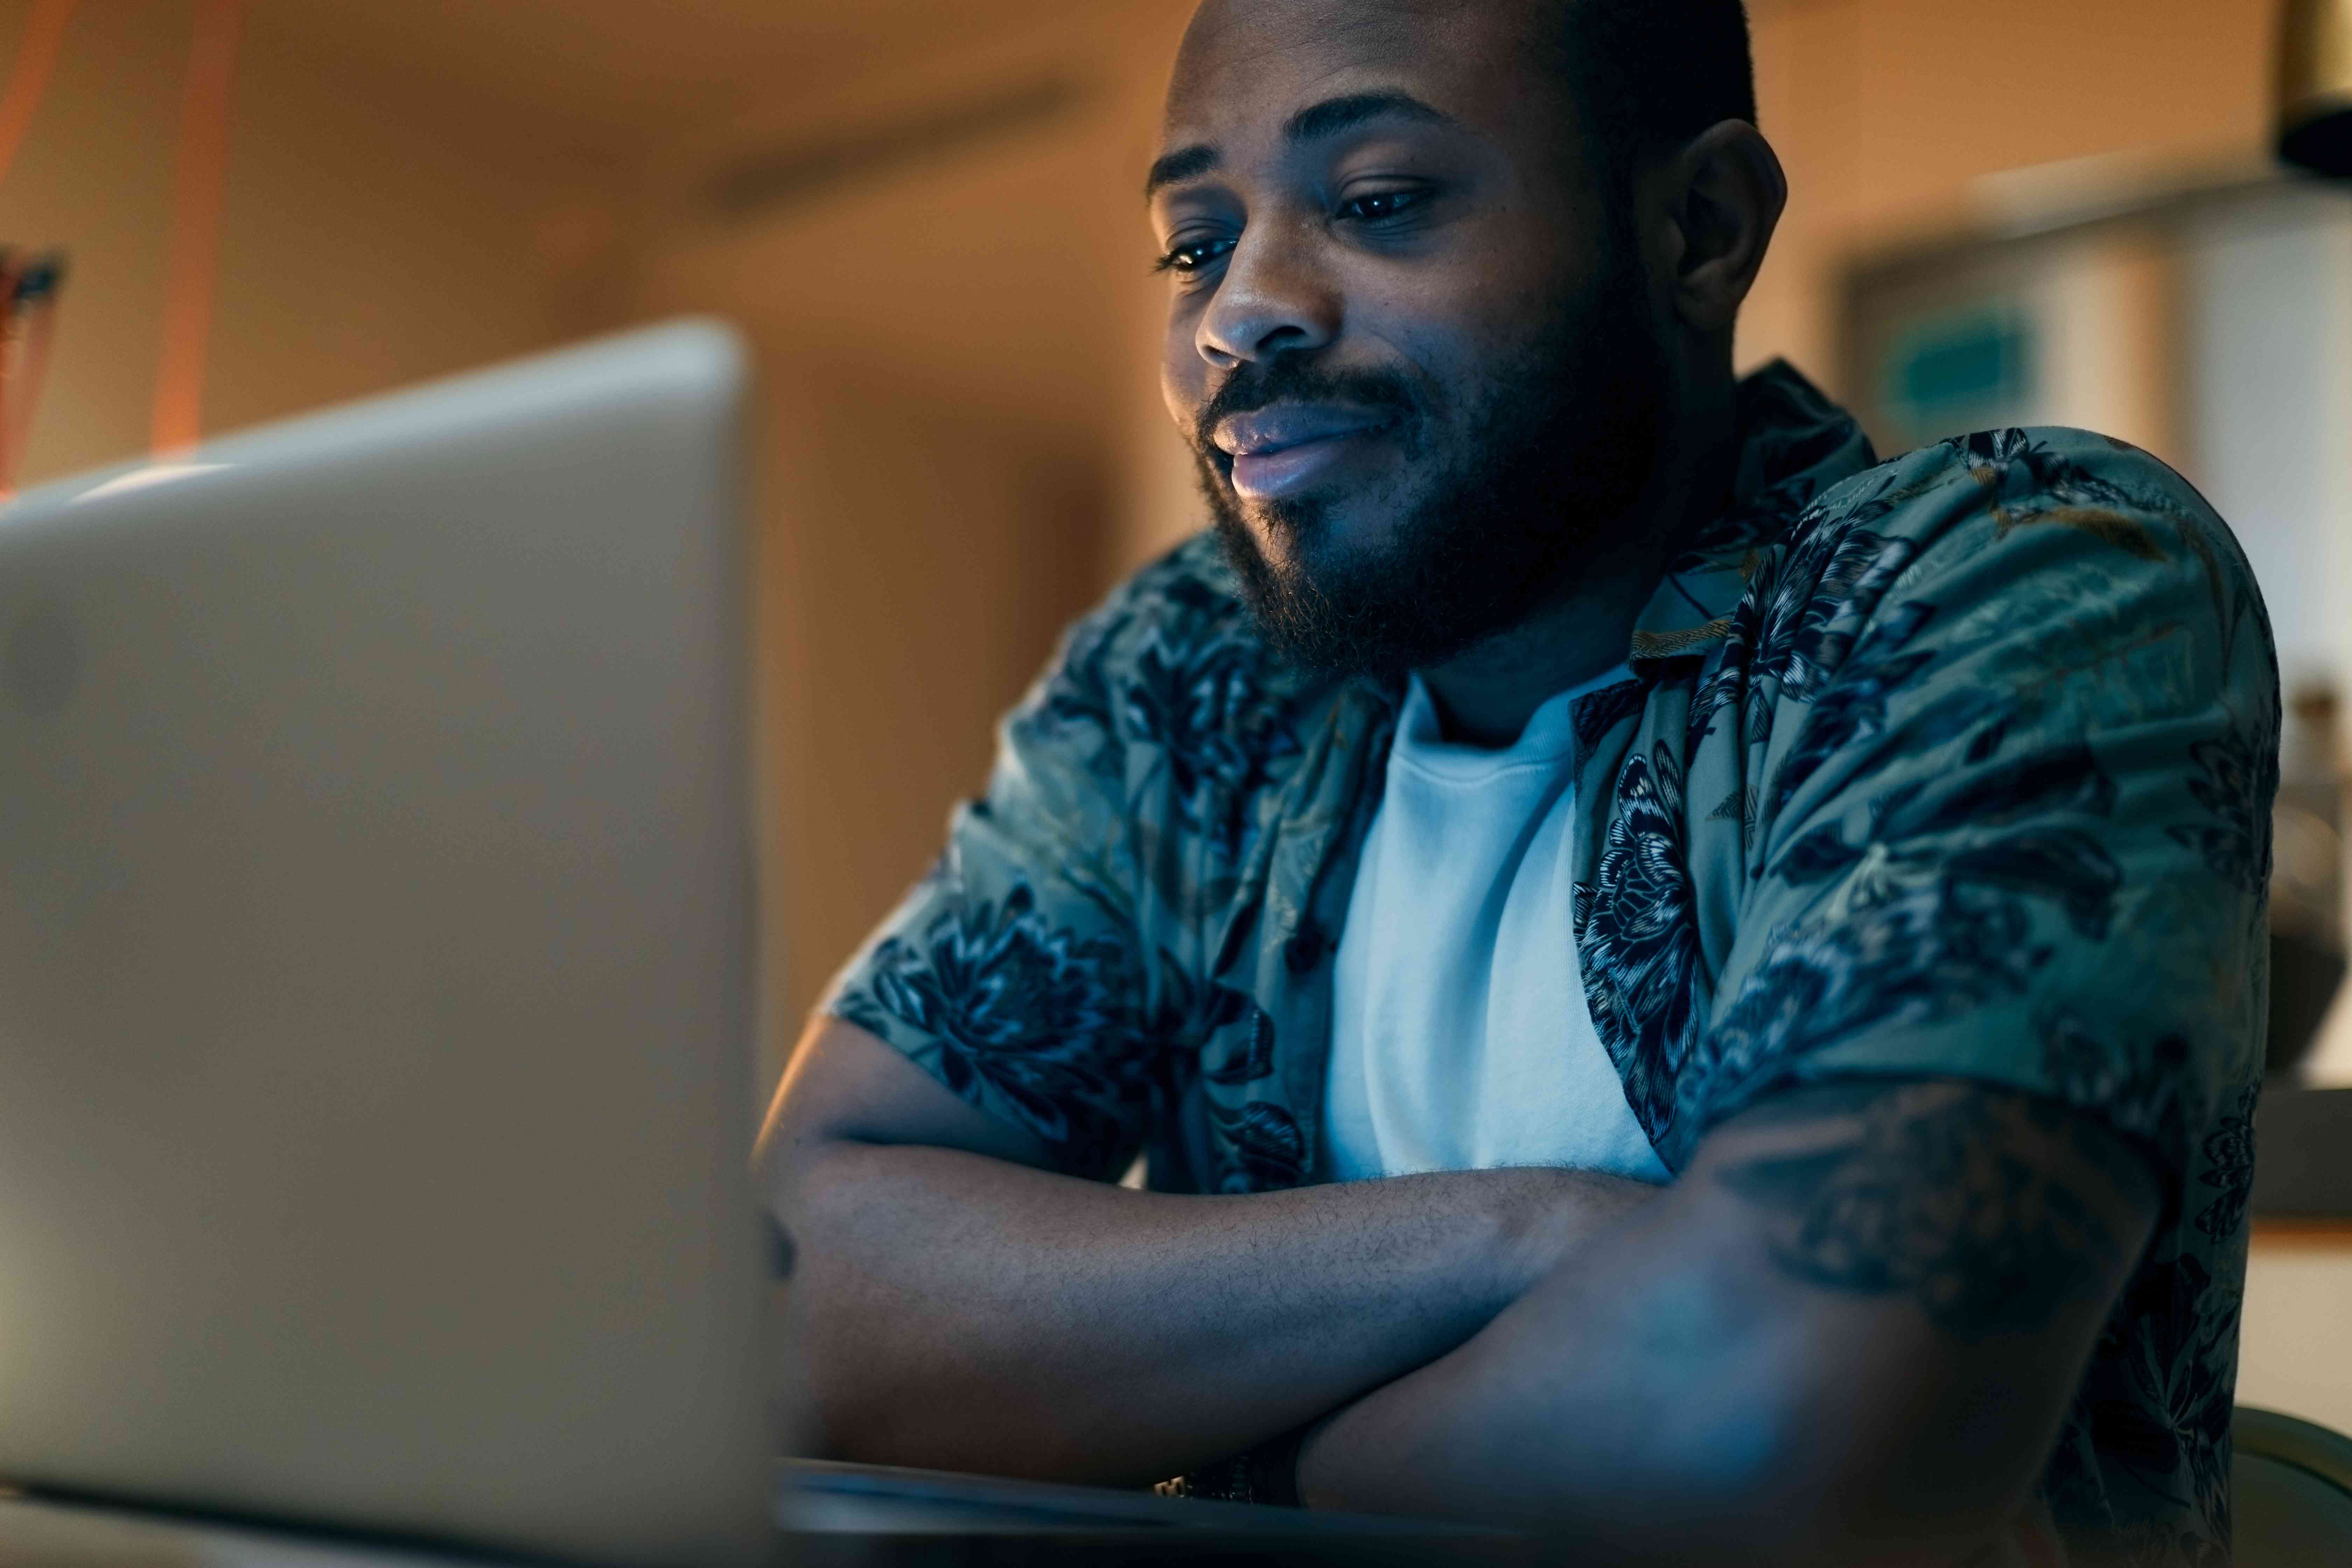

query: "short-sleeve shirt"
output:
826 363 2277 1566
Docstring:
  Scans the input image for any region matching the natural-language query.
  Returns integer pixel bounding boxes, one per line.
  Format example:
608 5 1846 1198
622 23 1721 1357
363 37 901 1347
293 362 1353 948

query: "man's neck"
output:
1417 376 1741 749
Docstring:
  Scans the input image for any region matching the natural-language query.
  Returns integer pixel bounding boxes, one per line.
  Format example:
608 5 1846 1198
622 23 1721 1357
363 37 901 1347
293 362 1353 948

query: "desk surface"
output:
0 1463 1529 1568
0 1490 447 1567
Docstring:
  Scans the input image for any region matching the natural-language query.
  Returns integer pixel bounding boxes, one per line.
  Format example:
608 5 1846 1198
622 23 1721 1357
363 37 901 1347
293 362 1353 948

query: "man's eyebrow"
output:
1282 90 1454 146
1144 92 1456 201
1144 144 1218 199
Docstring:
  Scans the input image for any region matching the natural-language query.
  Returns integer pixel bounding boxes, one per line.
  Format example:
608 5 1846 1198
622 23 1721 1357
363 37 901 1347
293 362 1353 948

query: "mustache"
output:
1191 359 1420 458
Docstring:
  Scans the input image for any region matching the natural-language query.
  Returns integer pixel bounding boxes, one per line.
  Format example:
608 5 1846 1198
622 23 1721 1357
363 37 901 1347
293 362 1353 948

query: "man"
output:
758 1 2274 1562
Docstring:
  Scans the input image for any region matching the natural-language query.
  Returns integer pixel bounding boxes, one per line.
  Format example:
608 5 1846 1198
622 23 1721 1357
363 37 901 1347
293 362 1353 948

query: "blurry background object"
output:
2273 685 2347 1078
148 0 238 457
0 0 70 187
2280 0 2352 176
0 250 64 495
2231 1406 2352 1567
0 0 73 495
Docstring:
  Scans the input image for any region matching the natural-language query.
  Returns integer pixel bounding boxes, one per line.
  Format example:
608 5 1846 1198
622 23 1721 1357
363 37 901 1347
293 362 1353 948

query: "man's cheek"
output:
1159 350 1205 432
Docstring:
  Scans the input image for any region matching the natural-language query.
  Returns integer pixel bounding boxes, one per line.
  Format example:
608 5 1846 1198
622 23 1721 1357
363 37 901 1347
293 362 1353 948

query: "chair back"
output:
2233 1406 2352 1565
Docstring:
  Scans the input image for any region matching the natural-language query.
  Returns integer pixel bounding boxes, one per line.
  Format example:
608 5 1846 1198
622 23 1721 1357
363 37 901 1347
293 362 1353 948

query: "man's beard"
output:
1196 265 1668 680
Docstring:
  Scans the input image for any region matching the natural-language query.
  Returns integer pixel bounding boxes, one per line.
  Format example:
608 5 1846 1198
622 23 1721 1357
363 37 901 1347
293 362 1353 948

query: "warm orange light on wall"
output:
0 0 74 190
0 0 76 495
150 0 243 458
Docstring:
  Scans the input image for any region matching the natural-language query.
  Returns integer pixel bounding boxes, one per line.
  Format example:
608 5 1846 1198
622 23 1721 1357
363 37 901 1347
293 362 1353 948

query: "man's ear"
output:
1656 121 1786 334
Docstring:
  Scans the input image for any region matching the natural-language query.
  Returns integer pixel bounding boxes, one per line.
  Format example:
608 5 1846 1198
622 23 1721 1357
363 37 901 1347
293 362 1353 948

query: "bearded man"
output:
758 2 2275 1562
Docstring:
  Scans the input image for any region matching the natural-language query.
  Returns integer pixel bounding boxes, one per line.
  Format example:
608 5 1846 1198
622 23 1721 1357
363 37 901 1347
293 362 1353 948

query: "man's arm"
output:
758 1014 1657 1488
1295 1077 2160 1564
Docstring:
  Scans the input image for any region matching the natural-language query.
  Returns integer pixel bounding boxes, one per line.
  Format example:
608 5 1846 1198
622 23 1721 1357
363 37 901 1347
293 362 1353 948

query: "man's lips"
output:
1212 404 1398 501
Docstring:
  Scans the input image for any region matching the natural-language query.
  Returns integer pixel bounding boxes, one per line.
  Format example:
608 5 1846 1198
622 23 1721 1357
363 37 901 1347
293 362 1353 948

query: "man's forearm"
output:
783 1139 1652 1487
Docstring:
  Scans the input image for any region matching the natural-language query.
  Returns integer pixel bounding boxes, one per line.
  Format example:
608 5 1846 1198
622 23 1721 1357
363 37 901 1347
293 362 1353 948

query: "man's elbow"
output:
1612 1371 2062 1564
768 1139 911 1461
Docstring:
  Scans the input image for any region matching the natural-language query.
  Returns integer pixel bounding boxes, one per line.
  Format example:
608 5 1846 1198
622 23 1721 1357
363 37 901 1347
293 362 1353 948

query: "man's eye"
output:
1337 190 1421 223
1154 237 1235 275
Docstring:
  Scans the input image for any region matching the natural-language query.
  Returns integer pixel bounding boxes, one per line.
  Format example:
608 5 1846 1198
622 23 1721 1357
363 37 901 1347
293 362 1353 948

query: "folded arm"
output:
759 1015 1657 1488
1296 1076 2160 1564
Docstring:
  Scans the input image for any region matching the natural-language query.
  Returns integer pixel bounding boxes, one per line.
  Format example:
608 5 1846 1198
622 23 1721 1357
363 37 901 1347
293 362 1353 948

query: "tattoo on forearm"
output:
1716 1083 2139 1339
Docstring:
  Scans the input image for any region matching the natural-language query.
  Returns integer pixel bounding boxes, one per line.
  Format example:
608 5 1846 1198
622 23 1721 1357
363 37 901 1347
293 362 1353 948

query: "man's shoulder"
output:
1798 425 2242 571
1673 427 2277 1161
1750 424 2265 658
1692 422 2277 847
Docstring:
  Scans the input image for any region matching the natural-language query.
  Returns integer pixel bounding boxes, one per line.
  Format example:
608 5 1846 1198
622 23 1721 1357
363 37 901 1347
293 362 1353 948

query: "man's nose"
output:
1195 223 1339 370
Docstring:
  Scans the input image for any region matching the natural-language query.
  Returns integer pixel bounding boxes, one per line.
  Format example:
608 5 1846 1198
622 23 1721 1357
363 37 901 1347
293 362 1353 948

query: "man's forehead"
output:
1161 0 1538 147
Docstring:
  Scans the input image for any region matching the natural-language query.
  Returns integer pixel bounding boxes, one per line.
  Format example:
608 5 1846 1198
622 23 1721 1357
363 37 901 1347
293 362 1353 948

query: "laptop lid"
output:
0 322 774 1567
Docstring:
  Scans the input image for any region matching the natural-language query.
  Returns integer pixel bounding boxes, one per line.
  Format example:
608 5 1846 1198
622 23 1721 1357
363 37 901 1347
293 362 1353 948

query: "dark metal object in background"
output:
2272 933 2348 1079
2280 0 2352 176
2252 1088 2352 1217
2270 687 2347 1078
2233 1407 2352 1567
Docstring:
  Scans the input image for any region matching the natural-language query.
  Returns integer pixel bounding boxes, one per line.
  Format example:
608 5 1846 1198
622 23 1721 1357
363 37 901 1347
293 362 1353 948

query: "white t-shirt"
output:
1322 666 1672 1185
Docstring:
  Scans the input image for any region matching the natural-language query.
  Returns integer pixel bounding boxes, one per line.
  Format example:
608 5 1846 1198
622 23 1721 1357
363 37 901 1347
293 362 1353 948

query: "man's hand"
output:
760 1015 1657 1487
1294 1078 2160 1564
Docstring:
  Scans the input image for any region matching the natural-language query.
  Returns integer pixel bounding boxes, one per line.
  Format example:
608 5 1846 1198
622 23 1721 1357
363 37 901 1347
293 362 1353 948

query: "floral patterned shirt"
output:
827 364 2275 1565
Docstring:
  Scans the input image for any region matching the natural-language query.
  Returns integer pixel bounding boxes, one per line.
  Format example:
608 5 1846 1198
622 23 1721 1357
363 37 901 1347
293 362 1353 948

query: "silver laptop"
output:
0 322 776 1567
